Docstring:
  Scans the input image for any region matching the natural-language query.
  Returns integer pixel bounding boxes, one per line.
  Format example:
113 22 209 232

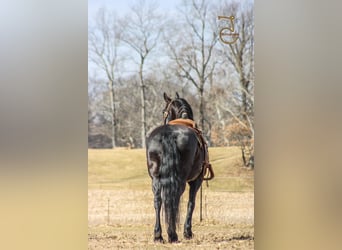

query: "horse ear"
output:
175 92 180 99
163 92 171 103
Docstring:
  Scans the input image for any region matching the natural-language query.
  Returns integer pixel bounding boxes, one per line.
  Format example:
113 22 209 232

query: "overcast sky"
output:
88 0 182 26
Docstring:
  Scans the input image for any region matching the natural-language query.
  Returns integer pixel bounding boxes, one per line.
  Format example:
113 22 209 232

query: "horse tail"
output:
160 130 182 232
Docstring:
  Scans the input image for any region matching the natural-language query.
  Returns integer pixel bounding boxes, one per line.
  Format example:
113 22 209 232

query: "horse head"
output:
163 92 194 124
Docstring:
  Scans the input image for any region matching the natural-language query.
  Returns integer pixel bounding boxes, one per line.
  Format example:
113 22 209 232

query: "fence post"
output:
200 185 203 222
107 198 110 225
205 194 207 219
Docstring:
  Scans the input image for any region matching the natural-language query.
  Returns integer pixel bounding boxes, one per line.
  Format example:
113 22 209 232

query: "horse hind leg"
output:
167 222 178 243
152 178 164 243
184 177 202 239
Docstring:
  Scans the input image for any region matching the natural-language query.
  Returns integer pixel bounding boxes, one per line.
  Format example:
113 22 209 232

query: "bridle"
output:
163 100 174 125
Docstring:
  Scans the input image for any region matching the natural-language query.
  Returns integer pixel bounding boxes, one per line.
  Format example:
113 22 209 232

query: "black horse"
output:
146 92 211 243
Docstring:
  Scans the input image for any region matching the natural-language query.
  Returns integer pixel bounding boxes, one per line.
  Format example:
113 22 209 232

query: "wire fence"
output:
88 177 254 227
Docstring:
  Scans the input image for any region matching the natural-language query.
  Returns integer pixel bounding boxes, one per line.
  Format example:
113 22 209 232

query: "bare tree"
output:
87 0 254 154
88 75 114 148
217 0 254 166
223 2 253 125
166 0 218 142
88 8 122 148
118 0 163 148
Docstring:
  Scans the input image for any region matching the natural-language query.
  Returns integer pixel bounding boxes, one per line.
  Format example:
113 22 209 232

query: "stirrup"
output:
203 163 214 181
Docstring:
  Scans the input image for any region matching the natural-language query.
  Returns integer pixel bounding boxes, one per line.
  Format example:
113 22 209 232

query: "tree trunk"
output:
241 87 248 123
199 87 205 131
109 80 116 148
240 77 250 128
140 57 146 148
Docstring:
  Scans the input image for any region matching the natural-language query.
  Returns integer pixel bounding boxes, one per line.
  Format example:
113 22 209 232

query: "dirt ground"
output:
88 189 254 249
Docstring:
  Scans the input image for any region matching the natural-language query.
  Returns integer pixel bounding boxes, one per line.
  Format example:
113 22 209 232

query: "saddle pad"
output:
168 118 203 148
168 119 196 129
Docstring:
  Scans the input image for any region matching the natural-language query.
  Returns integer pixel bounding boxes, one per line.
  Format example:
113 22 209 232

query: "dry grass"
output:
88 147 254 249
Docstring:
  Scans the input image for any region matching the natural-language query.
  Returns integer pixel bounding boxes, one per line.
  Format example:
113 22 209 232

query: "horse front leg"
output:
184 177 202 239
152 178 164 242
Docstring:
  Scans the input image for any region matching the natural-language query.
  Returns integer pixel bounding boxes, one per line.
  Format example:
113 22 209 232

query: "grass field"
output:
88 147 254 249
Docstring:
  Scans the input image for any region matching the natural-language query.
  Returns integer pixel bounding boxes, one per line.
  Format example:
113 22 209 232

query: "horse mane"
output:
173 98 194 120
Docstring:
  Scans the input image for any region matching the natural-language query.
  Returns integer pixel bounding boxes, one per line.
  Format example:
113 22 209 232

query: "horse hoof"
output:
154 236 164 243
183 231 193 239
168 235 178 243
